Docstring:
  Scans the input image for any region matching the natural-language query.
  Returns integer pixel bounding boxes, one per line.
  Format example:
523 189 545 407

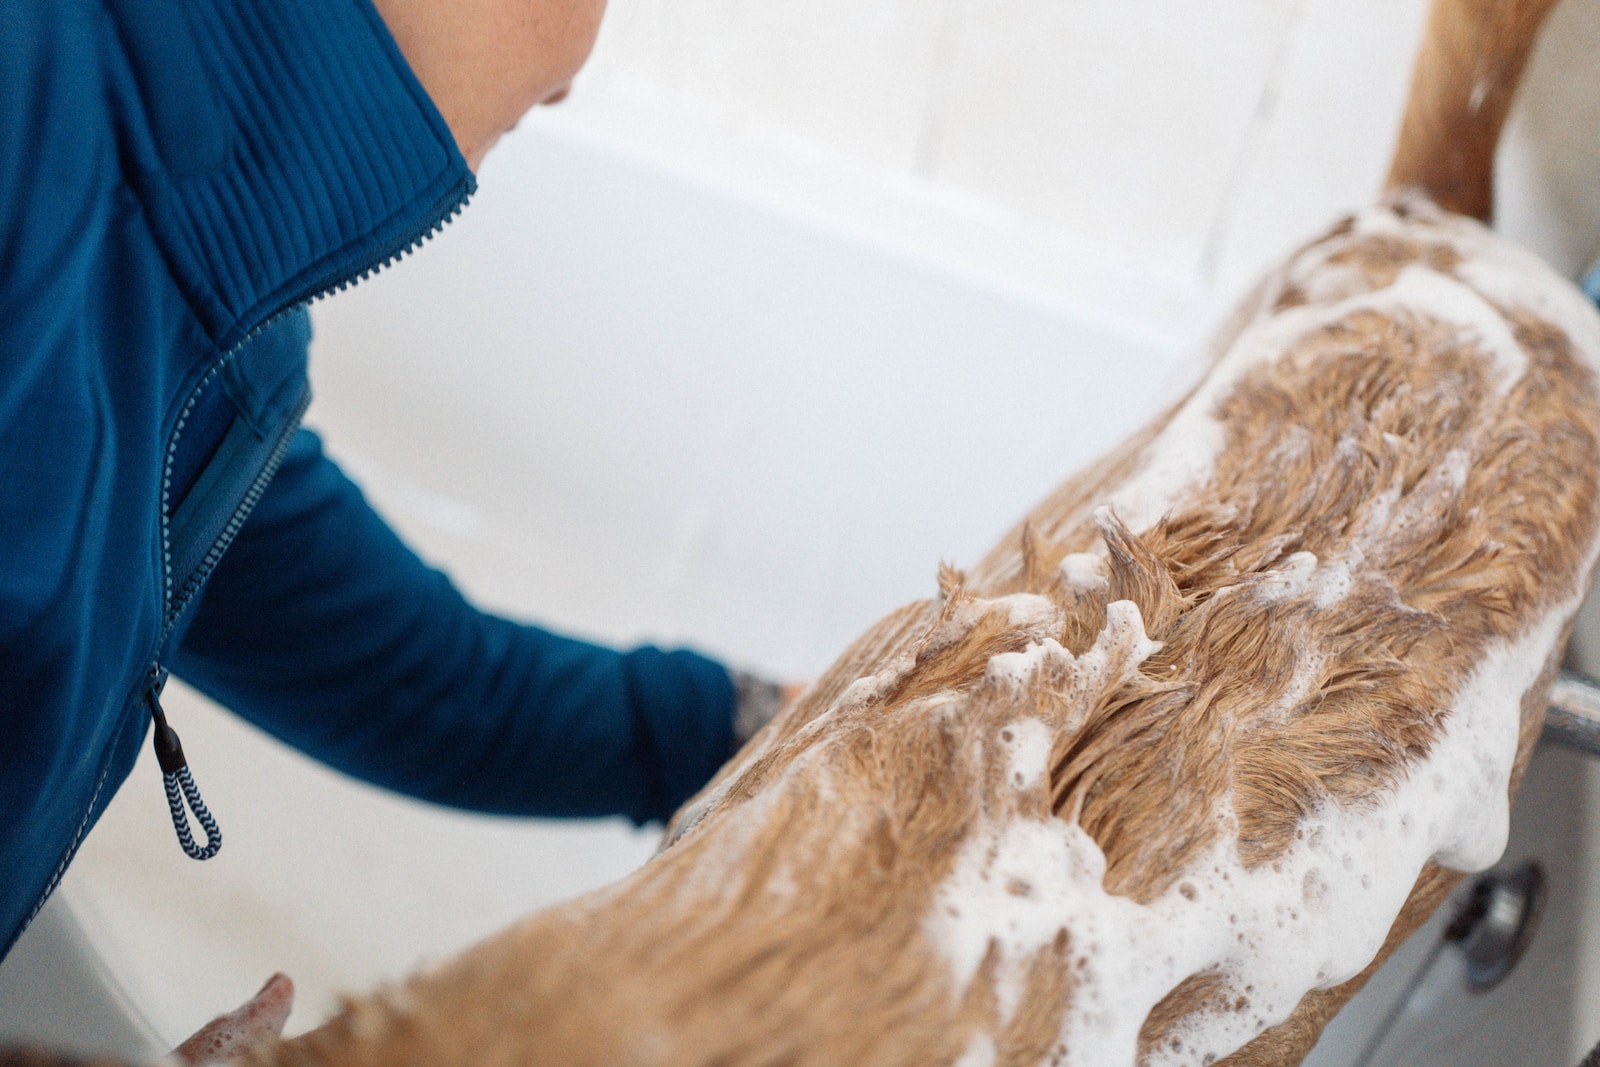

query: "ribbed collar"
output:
109 0 475 352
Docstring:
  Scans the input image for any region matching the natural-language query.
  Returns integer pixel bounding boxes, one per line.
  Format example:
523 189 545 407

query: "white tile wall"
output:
1497 0 1600 279
585 0 954 172
1202 0 1429 294
573 0 1593 309
572 0 1433 300
930 0 1299 277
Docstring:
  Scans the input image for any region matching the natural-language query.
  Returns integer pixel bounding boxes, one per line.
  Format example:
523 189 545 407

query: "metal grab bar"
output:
1544 669 1600 758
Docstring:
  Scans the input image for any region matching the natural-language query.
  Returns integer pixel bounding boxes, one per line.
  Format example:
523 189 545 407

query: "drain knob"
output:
1443 860 1545 993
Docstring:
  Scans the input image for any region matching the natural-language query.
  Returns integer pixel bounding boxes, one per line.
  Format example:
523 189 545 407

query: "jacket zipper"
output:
158 386 313 642
138 177 474 859
11 179 475 949
13 383 318 940
144 384 309 860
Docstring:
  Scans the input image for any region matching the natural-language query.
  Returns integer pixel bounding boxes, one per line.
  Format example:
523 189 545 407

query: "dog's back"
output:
246 213 1599 1067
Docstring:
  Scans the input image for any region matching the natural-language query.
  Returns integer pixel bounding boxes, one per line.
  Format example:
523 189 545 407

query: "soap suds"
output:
983 601 1161 697
1366 200 1600 369
1091 202 1600 538
1060 551 1109 593
669 593 1068 853
907 206 1596 1062
1247 546 1361 612
999 717 1057 795
925 586 1586 1067
929 593 1065 657
671 201 1600 1066
953 1032 998 1067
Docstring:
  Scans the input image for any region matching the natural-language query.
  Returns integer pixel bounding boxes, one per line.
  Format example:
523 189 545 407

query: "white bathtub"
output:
2 104 1598 1064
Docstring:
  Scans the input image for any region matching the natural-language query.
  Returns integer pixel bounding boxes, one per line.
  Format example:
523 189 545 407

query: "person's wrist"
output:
731 671 791 746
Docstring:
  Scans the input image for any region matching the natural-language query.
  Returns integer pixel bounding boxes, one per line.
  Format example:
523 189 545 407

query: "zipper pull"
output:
146 670 222 861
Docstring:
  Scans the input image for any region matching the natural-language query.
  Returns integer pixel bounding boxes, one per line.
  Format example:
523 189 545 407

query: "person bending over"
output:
0 0 787 982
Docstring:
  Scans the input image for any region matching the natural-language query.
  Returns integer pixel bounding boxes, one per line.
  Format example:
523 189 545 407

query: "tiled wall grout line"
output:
913 0 964 180
1197 0 1311 289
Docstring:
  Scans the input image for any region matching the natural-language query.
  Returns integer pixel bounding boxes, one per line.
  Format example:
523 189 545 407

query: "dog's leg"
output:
1386 0 1566 221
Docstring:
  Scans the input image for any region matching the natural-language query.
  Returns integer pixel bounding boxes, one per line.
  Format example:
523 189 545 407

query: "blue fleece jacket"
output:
0 0 736 960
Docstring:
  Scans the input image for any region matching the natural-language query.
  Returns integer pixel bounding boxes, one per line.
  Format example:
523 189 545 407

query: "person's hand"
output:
733 674 809 746
172 974 294 1066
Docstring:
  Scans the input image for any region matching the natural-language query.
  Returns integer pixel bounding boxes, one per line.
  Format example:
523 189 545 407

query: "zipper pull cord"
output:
146 674 222 861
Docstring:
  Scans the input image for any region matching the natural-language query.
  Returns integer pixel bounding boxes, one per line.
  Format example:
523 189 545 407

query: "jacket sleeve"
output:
169 429 738 825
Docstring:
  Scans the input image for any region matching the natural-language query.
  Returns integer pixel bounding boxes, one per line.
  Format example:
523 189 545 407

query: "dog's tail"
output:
1385 0 1564 221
